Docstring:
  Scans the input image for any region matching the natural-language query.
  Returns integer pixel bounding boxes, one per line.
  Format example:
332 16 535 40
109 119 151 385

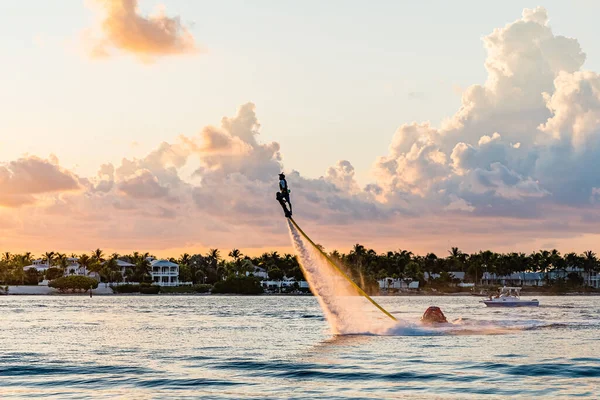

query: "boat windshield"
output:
499 287 521 298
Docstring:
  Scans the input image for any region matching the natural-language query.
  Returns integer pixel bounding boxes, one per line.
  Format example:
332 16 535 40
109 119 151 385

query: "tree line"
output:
1 246 598 288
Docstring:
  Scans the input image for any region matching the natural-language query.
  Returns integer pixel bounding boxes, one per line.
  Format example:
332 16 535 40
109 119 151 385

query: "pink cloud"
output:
0 156 79 207
88 0 197 60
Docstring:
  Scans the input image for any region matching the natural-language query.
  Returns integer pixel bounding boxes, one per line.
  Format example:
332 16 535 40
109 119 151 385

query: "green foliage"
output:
49 276 98 293
25 268 40 285
160 284 212 294
212 276 264 294
139 283 161 294
566 273 584 287
46 268 64 281
268 268 284 281
111 284 140 293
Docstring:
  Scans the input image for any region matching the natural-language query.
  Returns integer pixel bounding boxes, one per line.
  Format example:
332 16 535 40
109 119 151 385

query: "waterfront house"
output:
480 272 544 286
150 259 179 286
246 266 269 279
116 259 135 276
23 259 51 272
23 257 83 276
585 271 600 288
424 271 469 286
378 278 409 290
378 278 419 291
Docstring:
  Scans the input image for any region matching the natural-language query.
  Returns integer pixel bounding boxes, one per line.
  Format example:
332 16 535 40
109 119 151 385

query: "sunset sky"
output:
2 1 600 257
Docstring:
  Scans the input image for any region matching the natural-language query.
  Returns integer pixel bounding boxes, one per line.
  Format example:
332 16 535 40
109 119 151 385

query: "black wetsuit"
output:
276 192 292 218
279 178 292 213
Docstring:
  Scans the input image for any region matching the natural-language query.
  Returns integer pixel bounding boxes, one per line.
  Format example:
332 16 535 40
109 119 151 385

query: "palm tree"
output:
228 249 243 275
178 253 191 267
44 251 55 266
92 248 105 263
423 253 438 281
135 258 151 283
23 252 32 264
55 253 68 273
448 247 465 272
207 249 221 269
583 251 597 274
228 249 241 262
330 250 341 261
78 254 91 275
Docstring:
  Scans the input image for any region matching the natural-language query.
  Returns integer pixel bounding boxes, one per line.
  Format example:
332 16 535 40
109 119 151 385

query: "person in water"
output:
278 173 292 214
421 306 448 324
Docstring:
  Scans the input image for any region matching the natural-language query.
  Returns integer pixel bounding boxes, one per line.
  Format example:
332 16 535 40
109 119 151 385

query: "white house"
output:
424 271 467 282
116 259 135 276
65 257 84 275
378 278 419 290
378 278 408 290
246 266 268 279
480 272 544 287
23 259 51 272
23 257 83 276
585 271 600 288
261 278 309 291
150 259 179 286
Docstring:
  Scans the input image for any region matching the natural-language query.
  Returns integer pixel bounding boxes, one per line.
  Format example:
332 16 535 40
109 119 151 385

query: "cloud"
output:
87 0 197 60
325 160 360 193
372 6 596 214
118 169 169 199
444 194 475 212
4 7 600 255
185 103 282 182
0 156 80 207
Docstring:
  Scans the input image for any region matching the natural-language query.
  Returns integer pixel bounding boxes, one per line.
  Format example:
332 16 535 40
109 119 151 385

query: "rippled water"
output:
1 295 599 399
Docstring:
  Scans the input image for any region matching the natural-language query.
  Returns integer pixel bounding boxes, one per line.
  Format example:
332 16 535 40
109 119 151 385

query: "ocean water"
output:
1 295 599 399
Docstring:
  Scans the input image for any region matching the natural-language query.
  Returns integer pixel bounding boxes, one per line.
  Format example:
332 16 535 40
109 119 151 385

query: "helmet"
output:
279 173 285 178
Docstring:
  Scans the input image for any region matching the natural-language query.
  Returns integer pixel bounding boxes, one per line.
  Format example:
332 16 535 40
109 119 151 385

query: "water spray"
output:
287 217 397 334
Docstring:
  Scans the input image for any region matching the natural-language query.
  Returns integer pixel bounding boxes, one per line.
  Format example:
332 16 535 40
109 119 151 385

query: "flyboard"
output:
288 217 397 322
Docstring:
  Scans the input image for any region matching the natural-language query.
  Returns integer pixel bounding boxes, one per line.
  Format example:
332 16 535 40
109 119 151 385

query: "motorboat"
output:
482 287 539 307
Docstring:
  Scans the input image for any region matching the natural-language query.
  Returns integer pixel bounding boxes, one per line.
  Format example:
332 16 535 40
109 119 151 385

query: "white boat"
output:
482 287 539 307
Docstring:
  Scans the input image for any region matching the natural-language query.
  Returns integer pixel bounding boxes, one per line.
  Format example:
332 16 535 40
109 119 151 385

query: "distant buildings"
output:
378 278 419 290
247 266 268 279
261 277 309 292
481 269 600 288
150 259 179 287
23 259 51 273
24 257 85 275
481 272 544 287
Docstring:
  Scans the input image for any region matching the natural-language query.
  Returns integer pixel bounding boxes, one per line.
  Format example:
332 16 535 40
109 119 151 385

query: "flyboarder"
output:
276 173 292 218
279 173 292 214
276 192 292 218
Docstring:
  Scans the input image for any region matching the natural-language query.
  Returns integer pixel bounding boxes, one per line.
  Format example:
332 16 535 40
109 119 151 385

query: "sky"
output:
2 1 600 257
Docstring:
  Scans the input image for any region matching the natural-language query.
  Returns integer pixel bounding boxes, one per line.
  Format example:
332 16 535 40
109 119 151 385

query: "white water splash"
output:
288 220 397 334
287 220 525 337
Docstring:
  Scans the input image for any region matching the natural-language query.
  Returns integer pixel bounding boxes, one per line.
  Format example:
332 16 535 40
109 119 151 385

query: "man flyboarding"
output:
279 173 292 214
276 173 292 218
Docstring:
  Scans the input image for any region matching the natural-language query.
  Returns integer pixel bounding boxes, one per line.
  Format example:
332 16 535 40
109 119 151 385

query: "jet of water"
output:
288 220 396 334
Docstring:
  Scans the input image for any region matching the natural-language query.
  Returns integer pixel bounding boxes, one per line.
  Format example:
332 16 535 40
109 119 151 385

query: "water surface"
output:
1 295 599 398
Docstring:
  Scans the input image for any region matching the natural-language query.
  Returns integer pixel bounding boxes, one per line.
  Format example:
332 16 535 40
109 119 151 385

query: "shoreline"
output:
2 291 600 297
